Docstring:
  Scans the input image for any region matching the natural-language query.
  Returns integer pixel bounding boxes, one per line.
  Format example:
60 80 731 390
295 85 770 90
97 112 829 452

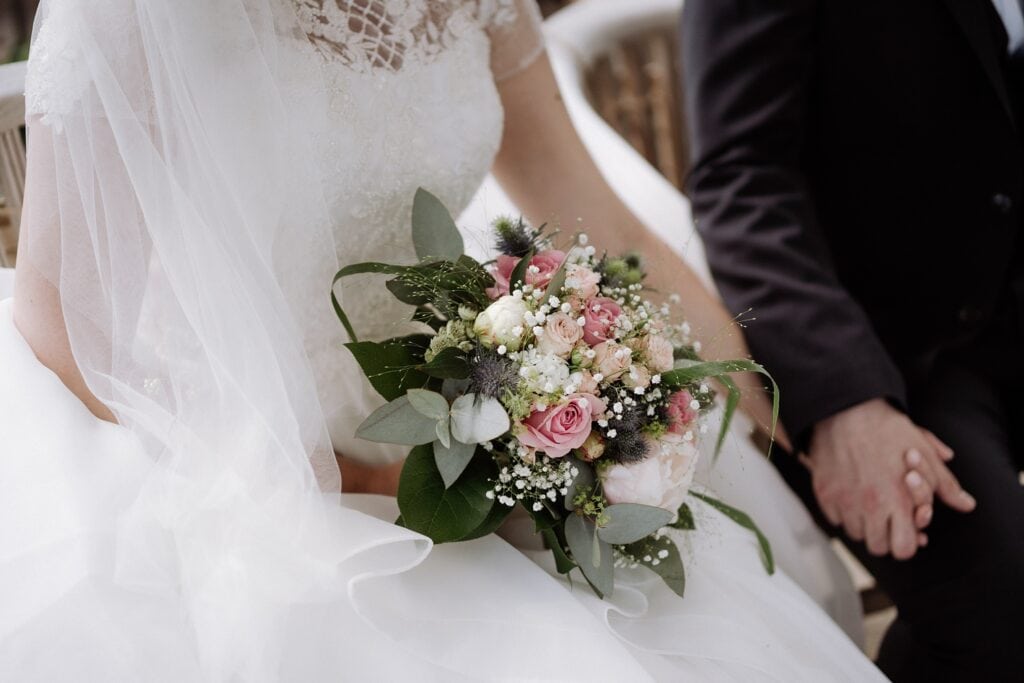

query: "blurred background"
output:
0 0 34 64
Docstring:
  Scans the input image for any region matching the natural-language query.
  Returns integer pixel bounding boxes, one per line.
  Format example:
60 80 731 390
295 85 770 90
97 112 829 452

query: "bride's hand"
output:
337 454 403 497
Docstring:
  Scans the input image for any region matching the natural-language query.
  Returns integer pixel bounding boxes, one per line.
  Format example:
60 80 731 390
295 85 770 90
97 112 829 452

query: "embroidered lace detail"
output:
293 0 518 72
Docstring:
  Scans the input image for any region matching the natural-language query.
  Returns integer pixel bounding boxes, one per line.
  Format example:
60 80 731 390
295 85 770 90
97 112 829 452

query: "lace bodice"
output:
290 0 543 463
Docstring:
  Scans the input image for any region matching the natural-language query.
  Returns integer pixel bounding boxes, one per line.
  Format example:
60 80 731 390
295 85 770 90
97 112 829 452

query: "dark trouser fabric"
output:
772 314 1024 682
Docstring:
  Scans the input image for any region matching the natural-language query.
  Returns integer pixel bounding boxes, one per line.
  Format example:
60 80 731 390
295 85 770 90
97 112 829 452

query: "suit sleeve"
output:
681 0 906 443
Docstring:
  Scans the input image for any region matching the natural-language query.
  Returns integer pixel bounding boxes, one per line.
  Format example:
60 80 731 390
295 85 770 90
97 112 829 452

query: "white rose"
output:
642 334 675 373
621 364 652 390
537 312 583 358
474 295 529 350
600 433 699 515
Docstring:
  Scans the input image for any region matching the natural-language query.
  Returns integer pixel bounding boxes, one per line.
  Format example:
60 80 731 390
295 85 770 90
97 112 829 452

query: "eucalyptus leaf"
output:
356 396 438 446
691 492 775 574
625 535 686 599
407 389 450 422
397 444 496 543
509 247 534 294
345 339 430 402
435 420 451 449
565 514 614 598
450 393 511 444
412 188 464 262
597 503 675 545
420 347 471 379
433 437 476 488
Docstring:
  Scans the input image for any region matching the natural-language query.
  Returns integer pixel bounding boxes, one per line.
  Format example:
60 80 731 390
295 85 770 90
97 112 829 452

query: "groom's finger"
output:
844 514 865 542
920 429 954 461
864 510 890 557
889 502 918 561
930 458 977 513
904 469 933 511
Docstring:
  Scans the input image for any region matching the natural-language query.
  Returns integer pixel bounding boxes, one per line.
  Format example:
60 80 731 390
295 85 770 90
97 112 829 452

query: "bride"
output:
1 0 891 679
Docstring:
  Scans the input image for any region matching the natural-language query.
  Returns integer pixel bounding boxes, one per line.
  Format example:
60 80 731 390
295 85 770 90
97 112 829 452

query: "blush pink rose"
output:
666 390 699 434
488 250 567 298
516 393 605 458
581 297 623 345
629 333 674 374
592 341 632 381
537 312 583 358
565 263 602 300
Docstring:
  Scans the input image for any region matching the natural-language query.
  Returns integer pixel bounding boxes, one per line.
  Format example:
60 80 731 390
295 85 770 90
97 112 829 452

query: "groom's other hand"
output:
804 398 976 560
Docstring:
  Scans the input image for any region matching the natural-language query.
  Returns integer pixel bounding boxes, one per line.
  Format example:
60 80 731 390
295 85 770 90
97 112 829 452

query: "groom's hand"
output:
804 398 976 560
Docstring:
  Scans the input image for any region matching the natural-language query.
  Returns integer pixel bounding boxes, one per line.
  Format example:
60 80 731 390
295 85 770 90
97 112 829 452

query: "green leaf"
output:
670 503 696 530
441 378 471 402
345 339 431 402
433 437 476 488
434 420 451 449
565 514 614 598
691 492 775 575
397 445 496 543
713 374 742 463
542 526 577 575
564 457 595 511
458 497 515 542
332 261 409 343
450 393 510 444
356 396 439 445
662 357 781 458
544 254 569 300
625 535 686 599
509 247 534 294
420 347 471 379
597 503 675 545
412 188 464 262
407 388 450 422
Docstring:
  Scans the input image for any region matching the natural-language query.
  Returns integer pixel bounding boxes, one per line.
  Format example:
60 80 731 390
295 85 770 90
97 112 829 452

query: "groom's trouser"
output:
773 310 1024 682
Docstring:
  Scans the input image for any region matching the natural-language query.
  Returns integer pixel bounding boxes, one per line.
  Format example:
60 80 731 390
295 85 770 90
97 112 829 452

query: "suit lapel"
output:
942 0 1015 122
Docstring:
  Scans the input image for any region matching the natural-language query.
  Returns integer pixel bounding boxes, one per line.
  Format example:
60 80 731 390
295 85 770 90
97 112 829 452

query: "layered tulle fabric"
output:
0 299 658 681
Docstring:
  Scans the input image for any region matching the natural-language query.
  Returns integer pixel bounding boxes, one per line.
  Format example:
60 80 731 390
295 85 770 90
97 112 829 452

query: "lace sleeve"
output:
484 0 545 82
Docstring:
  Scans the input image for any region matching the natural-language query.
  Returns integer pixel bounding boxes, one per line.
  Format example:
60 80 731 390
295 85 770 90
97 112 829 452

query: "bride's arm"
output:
13 123 115 423
492 55 790 450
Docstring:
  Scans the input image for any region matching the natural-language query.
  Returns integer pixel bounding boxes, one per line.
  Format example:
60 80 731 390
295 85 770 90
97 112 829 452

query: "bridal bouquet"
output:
333 189 776 598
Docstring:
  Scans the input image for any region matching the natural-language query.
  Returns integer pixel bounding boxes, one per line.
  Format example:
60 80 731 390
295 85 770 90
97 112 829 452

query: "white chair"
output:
0 61 25 298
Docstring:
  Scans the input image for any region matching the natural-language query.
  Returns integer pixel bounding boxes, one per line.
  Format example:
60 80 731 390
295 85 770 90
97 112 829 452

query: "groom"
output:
682 0 1024 680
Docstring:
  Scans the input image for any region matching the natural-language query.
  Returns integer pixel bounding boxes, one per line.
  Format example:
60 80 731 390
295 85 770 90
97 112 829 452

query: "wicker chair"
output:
0 60 26 269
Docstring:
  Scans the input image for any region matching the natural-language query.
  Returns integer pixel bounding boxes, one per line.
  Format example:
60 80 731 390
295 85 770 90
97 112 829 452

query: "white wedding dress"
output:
0 0 885 680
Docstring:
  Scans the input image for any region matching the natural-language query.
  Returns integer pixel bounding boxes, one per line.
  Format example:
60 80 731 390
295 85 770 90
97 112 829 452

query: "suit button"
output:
992 193 1014 214
957 306 985 326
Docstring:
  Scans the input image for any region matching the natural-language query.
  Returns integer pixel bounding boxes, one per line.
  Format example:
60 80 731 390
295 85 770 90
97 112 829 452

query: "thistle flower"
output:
493 216 535 257
469 350 520 400
603 403 650 463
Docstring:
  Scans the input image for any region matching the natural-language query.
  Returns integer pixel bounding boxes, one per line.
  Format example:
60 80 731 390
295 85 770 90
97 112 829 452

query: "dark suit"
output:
682 1 1024 679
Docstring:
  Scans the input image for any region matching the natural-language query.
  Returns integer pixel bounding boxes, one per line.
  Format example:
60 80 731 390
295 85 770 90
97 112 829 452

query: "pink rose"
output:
592 341 632 381
581 297 623 345
565 263 601 300
516 393 605 458
666 390 699 435
600 433 700 514
629 334 674 374
622 364 652 390
573 369 600 395
488 250 567 298
537 312 583 358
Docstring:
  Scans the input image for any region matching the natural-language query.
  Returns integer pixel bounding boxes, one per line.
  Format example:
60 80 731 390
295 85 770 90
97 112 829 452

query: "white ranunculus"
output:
600 433 699 515
474 295 528 351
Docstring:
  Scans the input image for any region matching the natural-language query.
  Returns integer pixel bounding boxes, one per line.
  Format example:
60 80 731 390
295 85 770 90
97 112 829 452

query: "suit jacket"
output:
682 0 1023 441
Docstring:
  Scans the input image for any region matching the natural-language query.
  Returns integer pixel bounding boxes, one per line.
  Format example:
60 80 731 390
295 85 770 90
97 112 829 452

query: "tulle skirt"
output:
0 299 885 681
